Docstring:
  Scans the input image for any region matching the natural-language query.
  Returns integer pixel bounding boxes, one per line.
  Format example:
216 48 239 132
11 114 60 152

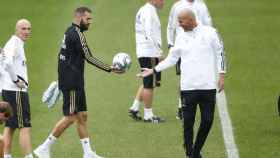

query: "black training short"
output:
2 90 31 129
62 89 87 116
138 57 161 88
176 58 181 75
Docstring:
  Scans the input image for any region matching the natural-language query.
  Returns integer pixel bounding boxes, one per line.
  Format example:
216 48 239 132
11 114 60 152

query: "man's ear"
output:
75 16 82 23
77 17 82 23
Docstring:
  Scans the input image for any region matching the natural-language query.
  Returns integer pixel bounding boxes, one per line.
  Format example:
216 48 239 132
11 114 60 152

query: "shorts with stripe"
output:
2 90 31 129
138 57 161 88
176 58 181 75
62 89 87 116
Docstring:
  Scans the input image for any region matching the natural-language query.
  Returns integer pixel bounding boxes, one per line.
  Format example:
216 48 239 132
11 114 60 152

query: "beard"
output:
80 19 89 32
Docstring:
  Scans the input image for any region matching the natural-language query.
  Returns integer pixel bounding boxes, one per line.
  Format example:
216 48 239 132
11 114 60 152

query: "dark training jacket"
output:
58 23 111 90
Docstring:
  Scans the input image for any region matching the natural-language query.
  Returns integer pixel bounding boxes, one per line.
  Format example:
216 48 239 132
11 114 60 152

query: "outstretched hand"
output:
218 73 225 93
111 66 125 74
136 68 154 78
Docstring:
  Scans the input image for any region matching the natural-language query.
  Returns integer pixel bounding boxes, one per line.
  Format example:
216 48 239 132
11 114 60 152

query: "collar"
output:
192 25 200 32
184 24 200 36
190 24 201 33
12 35 24 46
185 0 195 4
73 22 89 32
72 23 80 30
147 2 157 11
72 23 85 32
72 23 80 28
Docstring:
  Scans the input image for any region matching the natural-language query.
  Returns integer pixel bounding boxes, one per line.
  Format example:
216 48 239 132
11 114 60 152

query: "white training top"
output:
167 0 213 46
0 48 6 92
155 25 226 91
135 2 162 58
2 35 28 92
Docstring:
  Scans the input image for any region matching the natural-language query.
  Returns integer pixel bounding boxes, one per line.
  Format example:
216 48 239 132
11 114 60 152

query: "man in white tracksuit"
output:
129 0 165 123
139 9 226 158
167 0 213 120
1 19 33 158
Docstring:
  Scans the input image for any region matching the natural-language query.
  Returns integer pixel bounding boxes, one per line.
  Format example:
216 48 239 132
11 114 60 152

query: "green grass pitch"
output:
0 0 279 157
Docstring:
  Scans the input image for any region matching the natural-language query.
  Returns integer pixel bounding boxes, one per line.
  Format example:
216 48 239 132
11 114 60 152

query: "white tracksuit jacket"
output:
156 25 226 91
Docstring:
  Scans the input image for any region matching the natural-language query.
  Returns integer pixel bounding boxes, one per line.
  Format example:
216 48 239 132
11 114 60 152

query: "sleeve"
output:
0 49 4 76
211 29 226 73
0 54 4 77
143 10 161 52
0 66 3 77
3 40 19 81
199 2 213 26
167 4 177 46
75 30 112 73
155 46 181 72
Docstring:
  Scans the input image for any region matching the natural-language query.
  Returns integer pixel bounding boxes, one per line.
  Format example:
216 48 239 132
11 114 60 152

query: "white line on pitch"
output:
217 91 239 158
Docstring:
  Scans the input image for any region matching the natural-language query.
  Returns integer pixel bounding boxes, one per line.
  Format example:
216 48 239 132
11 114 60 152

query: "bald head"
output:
178 9 196 21
178 9 197 31
16 19 31 30
15 19 31 41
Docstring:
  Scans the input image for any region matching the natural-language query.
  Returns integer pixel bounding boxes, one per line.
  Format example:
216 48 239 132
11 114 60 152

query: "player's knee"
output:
64 115 76 124
0 135 3 145
3 139 11 148
77 112 87 123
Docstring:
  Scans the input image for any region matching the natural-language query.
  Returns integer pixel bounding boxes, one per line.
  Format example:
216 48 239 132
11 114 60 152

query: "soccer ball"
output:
112 52 132 72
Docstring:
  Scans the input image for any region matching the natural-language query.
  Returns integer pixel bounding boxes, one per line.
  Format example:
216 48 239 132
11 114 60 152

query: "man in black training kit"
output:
34 6 122 158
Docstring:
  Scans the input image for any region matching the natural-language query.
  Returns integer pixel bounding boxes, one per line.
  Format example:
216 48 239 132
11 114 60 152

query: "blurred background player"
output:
34 6 122 158
167 0 213 120
129 0 165 123
1 19 33 158
0 101 13 158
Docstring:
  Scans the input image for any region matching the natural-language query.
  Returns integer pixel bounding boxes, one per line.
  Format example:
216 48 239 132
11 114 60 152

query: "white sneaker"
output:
24 154 34 158
33 145 50 158
83 151 104 158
